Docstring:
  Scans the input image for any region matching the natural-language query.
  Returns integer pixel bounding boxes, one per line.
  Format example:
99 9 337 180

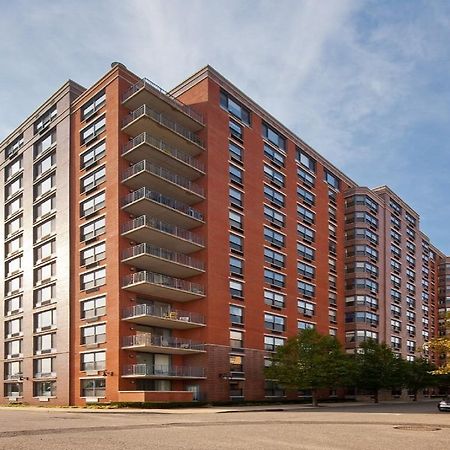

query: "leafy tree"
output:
402 357 437 401
425 313 450 375
354 340 404 403
265 328 353 406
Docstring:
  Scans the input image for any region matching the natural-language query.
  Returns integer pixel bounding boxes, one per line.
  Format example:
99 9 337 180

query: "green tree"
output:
403 357 437 401
265 328 353 406
354 340 404 403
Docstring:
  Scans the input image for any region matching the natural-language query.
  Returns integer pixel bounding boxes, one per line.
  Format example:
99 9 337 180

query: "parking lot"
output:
0 401 449 449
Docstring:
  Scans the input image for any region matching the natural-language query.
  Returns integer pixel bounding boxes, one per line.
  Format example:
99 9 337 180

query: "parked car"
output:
438 397 450 412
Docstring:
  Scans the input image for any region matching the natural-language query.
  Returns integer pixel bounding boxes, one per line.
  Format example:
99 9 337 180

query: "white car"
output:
438 398 450 412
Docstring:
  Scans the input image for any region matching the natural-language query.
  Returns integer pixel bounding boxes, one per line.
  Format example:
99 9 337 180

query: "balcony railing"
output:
122 160 204 197
122 333 205 352
122 78 204 125
123 364 205 378
122 133 205 173
123 304 205 325
122 271 204 295
122 243 204 271
122 187 204 222
122 215 204 247
122 105 204 149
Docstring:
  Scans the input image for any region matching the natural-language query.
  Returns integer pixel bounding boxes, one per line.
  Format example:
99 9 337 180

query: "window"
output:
81 166 106 193
35 240 55 263
264 247 285 268
264 289 285 308
34 152 56 178
229 164 243 185
298 300 315 316
81 323 106 345
34 381 56 397
264 164 285 187
391 319 401 333
34 309 56 332
35 106 57 133
5 276 23 296
34 195 55 220
34 333 56 355
298 281 315 297
5 216 22 239
297 186 315 206
264 185 285 207
34 173 55 198
297 262 315 279
264 268 285 287
391 336 401 350
264 335 285 351
264 205 285 227
230 330 243 350
229 210 243 231
34 284 56 307
229 187 243 208
324 170 340 190
220 91 250 124
34 357 55 378
297 167 315 187
81 116 105 144
81 351 106 371
296 148 316 172
262 123 286 150
34 262 56 284
264 143 285 167
229 141 243 162
298 321 315 330
34 131 56 158
5 339 22 359
82 90 106 120
264 226 285 247
80 242 106 266
5 135 23 158
346 312 378 325
264 313 285 332
297 243 315 261
229 119 243 140
81 140 106 169
81 295 106 319
34 217 56 242
80 268 106 290
5 255 22 277
5 176 23 200
5 318 22 338
80 191 105 217
230 355 244 372
345 295 378 309
297 224 315 242
230 256 244 276
5 295 22 316
80 216 106 241
5 360 22 380
81 378 106 397
4 382 23 398
297 205 315 224
5 157 23 181
229 233 243 253
230 279 243 298
230 305 244 324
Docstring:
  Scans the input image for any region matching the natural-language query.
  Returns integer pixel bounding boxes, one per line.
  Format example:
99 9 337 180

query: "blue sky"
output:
1 0 449 253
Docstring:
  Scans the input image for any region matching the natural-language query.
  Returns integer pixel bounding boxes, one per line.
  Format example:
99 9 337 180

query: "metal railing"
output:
122 187 204 221
122 270 204 295
122 78 204 125
122 160 204 197
123 303 205 325
122 333 205 351
123 364 205 378
122 243 204 271
122 133 205 172
122 105 204 149
122 215 204 247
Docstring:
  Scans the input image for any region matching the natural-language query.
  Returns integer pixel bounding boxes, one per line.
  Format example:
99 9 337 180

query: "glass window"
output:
229 187 243 207
5 255 22 276
264 164 285 187
81 295 106 319
229 164 243 184
229 120 243 140
34 217 55 242
264 143 285 167
229 233 243 253
80 242 106 266
220 91 250 124
230 330 243 349
264 185 285 207
34 173 55 198
81 351 106 371
324 170 340 190
34 106 57 133
34 131 56 158
5 295 22 316
81 140 106 169
296 148 316 172
298 224 315 242
230 279 243 298
5 276 23 296
80 166 106 193
80 191 105 217
298 281 315 297
34 381 56 397
298 300 315 316
81 116 105 144
264 247 285 268
34 357 55 378
5 339 22 358
34 152 56 178
34 284 56 307
34 333 56 355
264 226 285 247
34 195 55 219
264 290 285 308
5 317 22 337
262 123 286 150
34 261 56 283
4 360 22 380
34 309 56 331
230 256 244 276
297 205 315 224
82 90 106 120
230 305 244 324
5 135 23 158
80 268 106 290
5 176 23 199
264 268 285 287
81 378 106 397
297 186 315 206
35 240 56 263
229 210 243 231
264 205 285 227
264 313 285 332
5 157 23 181
229 141 243 162
297 262 315 278
5 196 22 218
297 166 315 187
264 335 285 351
80 216 106 241
81 323 106 344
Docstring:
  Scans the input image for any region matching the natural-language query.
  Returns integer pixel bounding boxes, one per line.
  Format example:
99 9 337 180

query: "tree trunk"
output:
311 389 319 407
374 390 379 403
413 390 418 402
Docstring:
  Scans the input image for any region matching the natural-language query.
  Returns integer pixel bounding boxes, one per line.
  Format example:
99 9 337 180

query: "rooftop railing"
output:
122 303 205 325
123 364 205 378
122 333 205 351
122 78 204 125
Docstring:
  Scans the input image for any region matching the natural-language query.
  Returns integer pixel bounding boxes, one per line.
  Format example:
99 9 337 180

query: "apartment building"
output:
0 63 447 405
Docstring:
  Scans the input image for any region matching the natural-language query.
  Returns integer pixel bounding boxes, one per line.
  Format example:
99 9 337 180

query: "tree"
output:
425 313 450 375
354 340 404 403
403 357 437 401
265 328 353 406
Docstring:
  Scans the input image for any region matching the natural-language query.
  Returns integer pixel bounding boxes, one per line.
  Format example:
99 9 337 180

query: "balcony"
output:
122 105 204 156
122 271 205 302
122 334 206 354
122 364 205 379
122 160 204 205
122 188 204 230
122 243 204 278
122 78 204 131
122 216 204 254
122 133 204 180
122 304 205 329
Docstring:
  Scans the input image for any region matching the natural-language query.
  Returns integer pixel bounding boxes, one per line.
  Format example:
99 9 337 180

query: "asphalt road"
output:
0 401 449 450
